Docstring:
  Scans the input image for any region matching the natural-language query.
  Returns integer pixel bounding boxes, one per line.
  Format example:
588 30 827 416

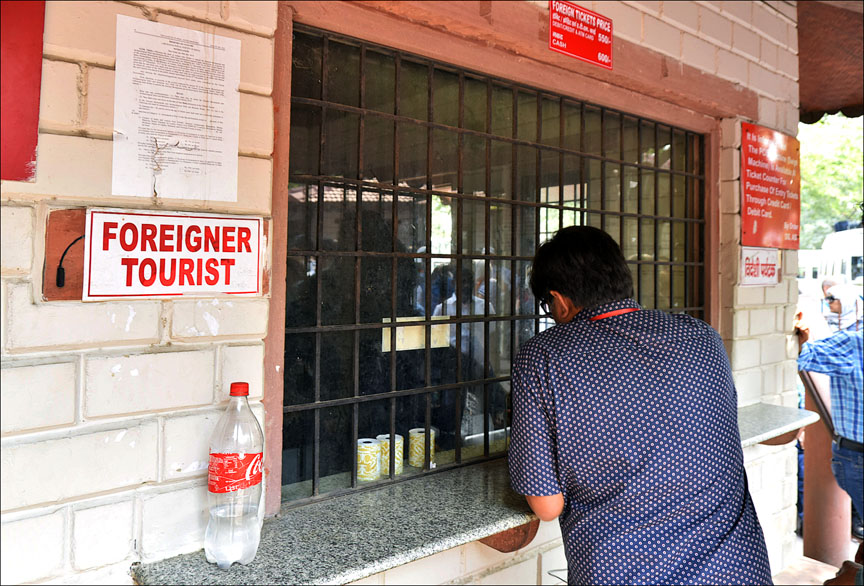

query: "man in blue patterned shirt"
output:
509 226 772 585
797 314 864 537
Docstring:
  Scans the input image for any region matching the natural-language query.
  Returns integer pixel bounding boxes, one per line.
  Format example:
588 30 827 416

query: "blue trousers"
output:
832 442 864 521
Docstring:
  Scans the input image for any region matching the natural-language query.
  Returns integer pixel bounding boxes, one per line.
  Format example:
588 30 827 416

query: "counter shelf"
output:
132 403 818 585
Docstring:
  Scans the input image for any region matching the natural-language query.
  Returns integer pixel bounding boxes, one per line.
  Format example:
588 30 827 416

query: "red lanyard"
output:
589 308 639 321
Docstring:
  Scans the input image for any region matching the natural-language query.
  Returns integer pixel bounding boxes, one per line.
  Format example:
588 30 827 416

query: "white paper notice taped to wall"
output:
83 208 263 300
111 15 241 201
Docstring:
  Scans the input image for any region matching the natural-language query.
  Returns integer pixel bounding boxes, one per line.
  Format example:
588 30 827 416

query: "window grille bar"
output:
284 25 707 505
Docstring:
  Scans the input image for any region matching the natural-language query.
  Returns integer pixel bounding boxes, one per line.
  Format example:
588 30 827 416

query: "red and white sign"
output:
208 452 263 493
741 246 781 287
83 208 263 300
549 1 612 69
741 122 800 249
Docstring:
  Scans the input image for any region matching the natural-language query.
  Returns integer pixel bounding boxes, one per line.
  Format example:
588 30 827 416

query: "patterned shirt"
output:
509 298 772 585
798 330 864 443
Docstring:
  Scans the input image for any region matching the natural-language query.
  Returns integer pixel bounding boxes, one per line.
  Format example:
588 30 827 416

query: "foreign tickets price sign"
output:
83 208 263 300
549 1 612 69
740 122 800 249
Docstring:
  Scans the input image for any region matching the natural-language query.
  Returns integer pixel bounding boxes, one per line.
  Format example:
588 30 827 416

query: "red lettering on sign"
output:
119 223 137 251
140 258 157 286
221 258 235 284
238 227 251 253
205 226 219 252
160 225 174 251
223 226 235 252
121 258 138 286
141 223 157 251
205 258 220 285
179 258 194 286
185 225 201 252
160 258 177 286
103 222 118 251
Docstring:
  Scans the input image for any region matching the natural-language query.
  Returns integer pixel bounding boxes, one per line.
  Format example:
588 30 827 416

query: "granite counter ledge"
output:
131 458 534 585
133 403 820 585
738 403 820 448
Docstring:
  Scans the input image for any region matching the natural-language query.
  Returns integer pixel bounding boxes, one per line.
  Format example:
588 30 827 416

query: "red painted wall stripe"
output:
1 1 46 181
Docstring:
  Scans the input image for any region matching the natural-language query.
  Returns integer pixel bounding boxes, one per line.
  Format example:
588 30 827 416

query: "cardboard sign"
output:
741 122 800 249
549 1 612 70
740 247 781 286
83 208 262 299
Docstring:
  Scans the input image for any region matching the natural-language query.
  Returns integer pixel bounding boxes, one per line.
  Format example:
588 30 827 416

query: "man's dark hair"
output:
530 226 633 309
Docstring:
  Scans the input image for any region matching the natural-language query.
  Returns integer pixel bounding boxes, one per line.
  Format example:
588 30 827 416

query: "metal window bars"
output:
281 26 706 508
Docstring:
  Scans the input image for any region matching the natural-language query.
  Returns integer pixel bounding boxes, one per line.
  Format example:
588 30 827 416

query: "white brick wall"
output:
72 501 135 570
1 1 275 582
1 421 159 511
140 485 209 561
1 361 77 434
0 206 34 275
84 350 215 417
0 510 66 584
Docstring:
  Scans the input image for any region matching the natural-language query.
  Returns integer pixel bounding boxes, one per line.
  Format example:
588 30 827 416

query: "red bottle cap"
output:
229 382 249 397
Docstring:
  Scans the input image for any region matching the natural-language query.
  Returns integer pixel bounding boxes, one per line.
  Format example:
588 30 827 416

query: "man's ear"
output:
549 290 581 323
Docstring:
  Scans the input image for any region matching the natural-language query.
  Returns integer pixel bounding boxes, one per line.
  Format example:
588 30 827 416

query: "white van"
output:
820 227 863 287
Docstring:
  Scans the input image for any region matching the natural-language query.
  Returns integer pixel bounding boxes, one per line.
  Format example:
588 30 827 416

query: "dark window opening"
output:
282 26 706 506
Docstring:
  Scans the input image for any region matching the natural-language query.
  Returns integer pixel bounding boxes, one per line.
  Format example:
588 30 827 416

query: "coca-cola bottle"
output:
204 382 264 570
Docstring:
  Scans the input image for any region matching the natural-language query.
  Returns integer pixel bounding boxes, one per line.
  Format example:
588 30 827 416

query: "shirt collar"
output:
572 298 642 322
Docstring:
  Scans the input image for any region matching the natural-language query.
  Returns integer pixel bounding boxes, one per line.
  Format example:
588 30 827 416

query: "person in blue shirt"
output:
796 309 864 537
508 226 772 585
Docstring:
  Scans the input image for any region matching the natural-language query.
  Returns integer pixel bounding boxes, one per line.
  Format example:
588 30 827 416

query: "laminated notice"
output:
208 452 263 493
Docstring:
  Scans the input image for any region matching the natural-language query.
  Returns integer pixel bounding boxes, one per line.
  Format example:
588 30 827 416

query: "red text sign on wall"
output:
548 1 612 69
740 246 780 287
740 122 800 249
83 208 263 300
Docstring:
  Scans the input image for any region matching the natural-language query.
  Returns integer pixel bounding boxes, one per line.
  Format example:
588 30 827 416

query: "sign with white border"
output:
740 246 781 287
83 208 263 300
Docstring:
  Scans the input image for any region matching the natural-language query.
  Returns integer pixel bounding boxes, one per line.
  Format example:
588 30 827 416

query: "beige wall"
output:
1 1 802 584
0 2 277 584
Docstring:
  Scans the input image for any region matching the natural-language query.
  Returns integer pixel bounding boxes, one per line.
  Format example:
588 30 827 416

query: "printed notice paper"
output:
111 16 240 201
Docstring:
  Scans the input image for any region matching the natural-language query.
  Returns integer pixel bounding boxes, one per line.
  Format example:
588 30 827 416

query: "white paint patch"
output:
202 312 219 336
111 364 122 374
180 460 208 474
130 368 140 376
275 365 281 372
114 430 127 442
124 306 136 332
111 313 117 324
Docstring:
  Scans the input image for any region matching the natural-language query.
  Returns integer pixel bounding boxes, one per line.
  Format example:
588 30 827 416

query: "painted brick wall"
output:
0 2 276 585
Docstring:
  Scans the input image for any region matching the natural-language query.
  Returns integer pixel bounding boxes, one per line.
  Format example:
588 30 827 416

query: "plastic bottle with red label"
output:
204 382 264 570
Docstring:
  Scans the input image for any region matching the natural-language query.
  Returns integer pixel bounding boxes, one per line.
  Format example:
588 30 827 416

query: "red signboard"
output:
0 1 46 181
740 122 801 249
549 1 612 69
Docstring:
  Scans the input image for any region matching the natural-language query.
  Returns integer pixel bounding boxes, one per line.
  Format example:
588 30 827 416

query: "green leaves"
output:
798 114 864 249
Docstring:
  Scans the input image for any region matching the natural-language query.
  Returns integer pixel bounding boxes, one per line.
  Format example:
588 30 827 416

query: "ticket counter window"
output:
282 26 705 505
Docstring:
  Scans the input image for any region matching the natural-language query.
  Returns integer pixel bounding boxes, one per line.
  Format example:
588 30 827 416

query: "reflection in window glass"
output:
285 26 705 506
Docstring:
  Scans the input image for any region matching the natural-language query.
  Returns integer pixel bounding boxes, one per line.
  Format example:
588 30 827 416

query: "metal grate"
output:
281 25 706 507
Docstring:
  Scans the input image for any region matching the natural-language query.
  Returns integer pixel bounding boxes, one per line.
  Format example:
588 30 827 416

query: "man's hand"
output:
794 310 810 350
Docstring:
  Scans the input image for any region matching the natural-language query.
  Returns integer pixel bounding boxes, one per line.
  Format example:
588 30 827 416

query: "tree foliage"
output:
797 114 864 249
